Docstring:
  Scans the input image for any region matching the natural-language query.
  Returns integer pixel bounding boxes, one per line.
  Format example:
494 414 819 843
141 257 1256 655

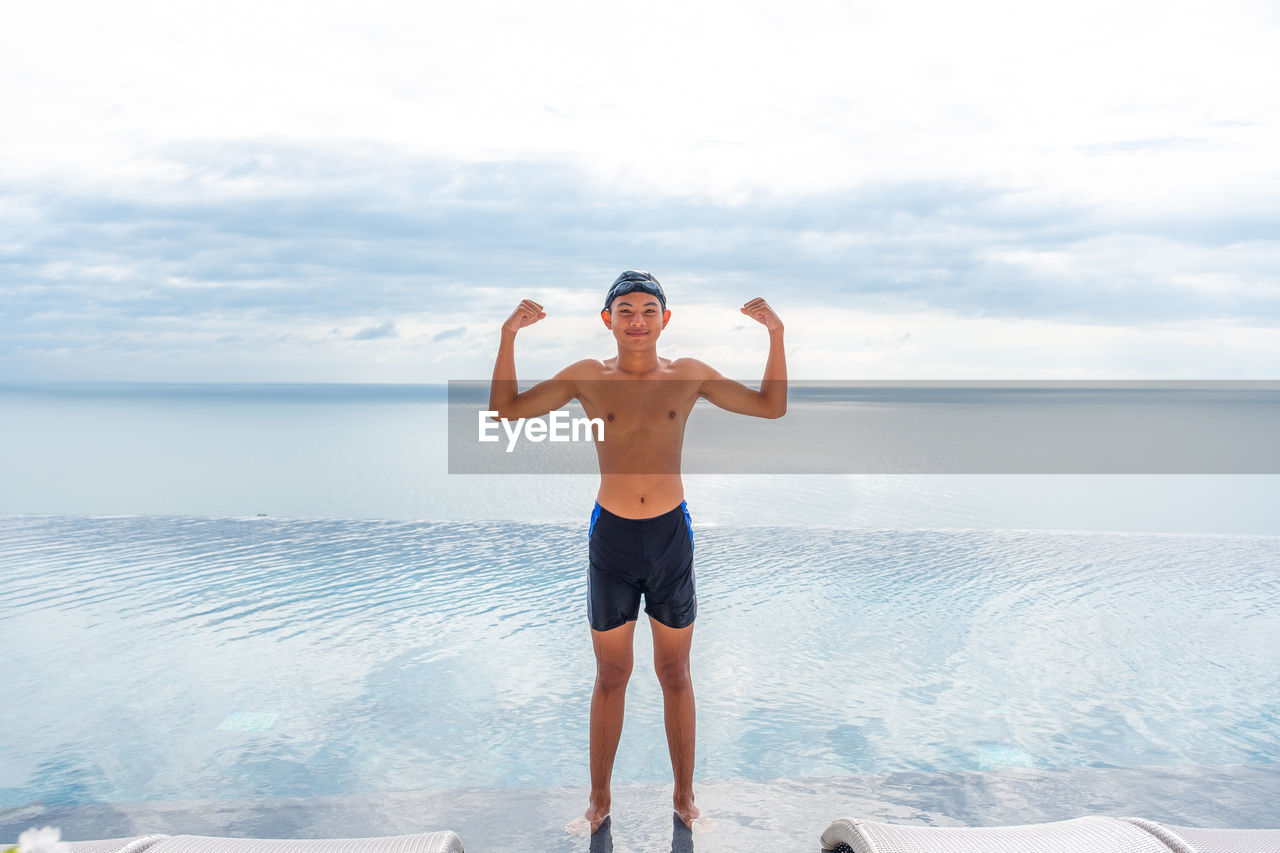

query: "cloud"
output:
2 143 1275 373
352 322 397 341
2 0 1276 380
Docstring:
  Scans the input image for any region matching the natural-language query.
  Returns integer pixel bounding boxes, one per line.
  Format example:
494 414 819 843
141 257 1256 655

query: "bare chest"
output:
577 380 700 435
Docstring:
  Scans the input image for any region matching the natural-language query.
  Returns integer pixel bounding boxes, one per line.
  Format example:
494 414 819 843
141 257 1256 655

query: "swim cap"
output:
604 270 667 311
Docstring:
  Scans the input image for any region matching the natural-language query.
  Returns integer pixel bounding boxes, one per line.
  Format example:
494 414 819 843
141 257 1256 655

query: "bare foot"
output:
565 803 611 837
674 802 716 835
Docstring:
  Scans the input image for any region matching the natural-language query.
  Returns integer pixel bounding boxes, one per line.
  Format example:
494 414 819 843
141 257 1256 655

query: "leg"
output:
650 617 698 825
586 619 637 831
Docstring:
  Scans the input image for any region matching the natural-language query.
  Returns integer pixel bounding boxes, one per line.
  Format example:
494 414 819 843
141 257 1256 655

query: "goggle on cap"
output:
603 270 667 312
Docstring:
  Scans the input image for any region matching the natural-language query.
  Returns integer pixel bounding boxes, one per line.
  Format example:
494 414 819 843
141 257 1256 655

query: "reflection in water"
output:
670 812 693 853
8 767 1280 852
587 815 612 853
3 515 1279 838
579 813 696 853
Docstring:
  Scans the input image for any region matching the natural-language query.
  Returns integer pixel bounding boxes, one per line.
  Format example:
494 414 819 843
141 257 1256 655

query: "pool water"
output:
3 515 1277 815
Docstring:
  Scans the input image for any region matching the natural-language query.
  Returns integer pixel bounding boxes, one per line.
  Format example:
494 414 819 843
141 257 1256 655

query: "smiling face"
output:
601 291 671 348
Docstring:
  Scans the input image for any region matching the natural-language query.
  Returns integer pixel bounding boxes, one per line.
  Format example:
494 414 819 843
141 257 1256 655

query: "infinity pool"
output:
4 515 1277 815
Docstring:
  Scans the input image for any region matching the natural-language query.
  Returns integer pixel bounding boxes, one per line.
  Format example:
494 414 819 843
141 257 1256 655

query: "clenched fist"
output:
740 297 783 333
502 299 546 335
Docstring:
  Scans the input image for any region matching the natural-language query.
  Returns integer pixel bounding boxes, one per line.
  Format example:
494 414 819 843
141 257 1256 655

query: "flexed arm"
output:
697 297 788 418
743 297 787 418
489 299 578 419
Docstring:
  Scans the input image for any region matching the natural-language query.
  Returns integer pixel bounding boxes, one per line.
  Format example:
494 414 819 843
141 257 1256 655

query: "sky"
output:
2 0 1278 382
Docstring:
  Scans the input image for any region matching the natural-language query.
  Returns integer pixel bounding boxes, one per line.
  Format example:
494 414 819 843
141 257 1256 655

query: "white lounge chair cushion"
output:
65 835 462 853
1123 819 1280 853
821 815 1184 853
65 836 168 853
148 835 462 853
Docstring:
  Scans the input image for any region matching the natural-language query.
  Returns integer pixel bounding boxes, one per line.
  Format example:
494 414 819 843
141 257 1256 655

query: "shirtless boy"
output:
487 270 786 833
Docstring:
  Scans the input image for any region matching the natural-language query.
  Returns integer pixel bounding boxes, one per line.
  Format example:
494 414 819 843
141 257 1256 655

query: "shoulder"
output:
554 358 610 381
667 357 723 381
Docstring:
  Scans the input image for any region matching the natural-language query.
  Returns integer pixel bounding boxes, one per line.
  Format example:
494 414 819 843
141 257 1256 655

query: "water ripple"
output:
2 515 1277 808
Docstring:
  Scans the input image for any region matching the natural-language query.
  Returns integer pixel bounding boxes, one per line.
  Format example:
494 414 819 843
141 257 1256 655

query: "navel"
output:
668 410 676 418
640 495 645 504
607 413 615 422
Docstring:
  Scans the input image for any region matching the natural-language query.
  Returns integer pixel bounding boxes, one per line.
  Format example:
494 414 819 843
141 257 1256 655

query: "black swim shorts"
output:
587 500 697 632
